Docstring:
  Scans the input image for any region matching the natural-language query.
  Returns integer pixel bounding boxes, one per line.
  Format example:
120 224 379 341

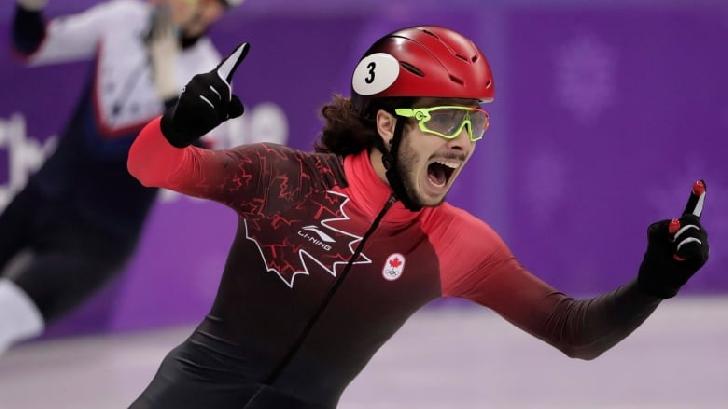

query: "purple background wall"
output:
0 0 726 336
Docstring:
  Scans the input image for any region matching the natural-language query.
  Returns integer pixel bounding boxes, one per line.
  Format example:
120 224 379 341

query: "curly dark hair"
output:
314 95 416 156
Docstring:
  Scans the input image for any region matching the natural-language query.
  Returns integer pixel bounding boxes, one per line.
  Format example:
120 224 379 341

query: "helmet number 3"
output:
365 62 376 84
352 53 400 96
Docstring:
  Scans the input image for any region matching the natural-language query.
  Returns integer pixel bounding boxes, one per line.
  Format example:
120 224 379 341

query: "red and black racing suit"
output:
127 117 661 409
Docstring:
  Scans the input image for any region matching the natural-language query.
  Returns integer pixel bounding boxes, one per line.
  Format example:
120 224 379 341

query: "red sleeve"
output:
127 117 265 214
436 205 661 360
437 205 564 335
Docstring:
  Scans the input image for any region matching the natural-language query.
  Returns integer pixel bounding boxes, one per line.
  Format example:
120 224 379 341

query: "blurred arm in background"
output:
12 0 123 65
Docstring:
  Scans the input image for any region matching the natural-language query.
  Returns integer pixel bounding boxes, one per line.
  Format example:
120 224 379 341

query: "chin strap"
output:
376 118 422 212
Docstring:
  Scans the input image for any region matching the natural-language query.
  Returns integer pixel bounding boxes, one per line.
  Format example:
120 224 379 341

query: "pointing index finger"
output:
216 42 250 84
683 179 706 218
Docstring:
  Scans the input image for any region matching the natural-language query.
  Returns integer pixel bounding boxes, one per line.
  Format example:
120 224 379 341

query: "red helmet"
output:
351 26 495 113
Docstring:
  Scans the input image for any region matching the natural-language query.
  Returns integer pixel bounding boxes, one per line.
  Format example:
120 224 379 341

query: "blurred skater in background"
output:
0 0 243 354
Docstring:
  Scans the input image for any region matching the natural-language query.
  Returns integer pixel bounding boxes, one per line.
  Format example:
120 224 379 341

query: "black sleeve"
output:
12 4 46 55
541 279 661 360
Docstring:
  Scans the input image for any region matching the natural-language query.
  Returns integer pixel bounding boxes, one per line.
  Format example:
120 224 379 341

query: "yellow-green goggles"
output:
394 106 490 142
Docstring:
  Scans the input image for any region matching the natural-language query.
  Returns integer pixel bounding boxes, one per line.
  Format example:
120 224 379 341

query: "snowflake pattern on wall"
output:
555 32 617 124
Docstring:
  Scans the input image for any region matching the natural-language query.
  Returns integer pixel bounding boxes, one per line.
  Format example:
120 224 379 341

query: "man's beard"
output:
395 142 446 208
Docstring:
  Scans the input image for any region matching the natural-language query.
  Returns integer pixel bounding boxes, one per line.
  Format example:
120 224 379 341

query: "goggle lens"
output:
395 106 490 141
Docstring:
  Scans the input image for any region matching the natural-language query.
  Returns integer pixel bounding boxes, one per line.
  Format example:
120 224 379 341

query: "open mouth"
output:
426 160 459 188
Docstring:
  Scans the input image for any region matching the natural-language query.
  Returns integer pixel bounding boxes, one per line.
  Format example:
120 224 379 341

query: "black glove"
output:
161 42 249 148
13 2 46 55
638 180 710 299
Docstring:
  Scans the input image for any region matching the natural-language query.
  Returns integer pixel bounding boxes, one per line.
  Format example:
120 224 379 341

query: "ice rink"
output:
1 298 726 409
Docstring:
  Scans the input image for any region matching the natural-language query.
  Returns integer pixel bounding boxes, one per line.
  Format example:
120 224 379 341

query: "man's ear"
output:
376 109 397 146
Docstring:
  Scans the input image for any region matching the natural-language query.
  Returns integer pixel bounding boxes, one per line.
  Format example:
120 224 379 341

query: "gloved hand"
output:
17 0 48 12
637 180 710 299
160 42 248 147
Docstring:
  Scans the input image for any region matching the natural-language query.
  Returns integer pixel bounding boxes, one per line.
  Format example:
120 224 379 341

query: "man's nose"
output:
445 124 472 151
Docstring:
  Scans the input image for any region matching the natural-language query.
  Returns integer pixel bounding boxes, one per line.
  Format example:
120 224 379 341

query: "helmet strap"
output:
376 118 422 212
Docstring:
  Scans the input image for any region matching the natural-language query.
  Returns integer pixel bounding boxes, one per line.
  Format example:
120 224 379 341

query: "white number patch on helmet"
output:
352 53 400 96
